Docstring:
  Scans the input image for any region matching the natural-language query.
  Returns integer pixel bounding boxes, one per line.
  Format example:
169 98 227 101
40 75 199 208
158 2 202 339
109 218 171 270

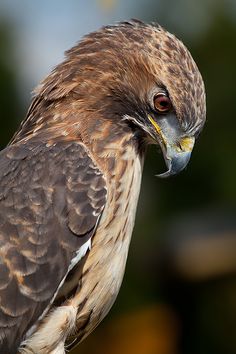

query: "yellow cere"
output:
179 137 195 152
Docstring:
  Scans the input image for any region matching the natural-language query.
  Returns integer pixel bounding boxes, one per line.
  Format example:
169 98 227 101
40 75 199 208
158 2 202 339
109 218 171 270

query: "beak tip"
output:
156 151 192 178
156 171 174 178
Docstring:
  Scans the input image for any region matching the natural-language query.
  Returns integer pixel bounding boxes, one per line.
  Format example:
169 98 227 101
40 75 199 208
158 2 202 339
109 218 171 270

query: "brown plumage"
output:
0 20 206 353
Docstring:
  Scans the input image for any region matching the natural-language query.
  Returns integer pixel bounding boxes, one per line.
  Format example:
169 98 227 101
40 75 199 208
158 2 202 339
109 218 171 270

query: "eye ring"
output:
153 93 172 113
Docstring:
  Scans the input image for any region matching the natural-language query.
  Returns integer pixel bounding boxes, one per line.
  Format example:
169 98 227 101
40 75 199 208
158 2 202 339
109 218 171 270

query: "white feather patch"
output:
68 238 91 272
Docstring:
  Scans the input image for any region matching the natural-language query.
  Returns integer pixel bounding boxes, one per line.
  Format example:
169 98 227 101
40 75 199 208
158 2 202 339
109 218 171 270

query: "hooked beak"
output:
148 114 195 178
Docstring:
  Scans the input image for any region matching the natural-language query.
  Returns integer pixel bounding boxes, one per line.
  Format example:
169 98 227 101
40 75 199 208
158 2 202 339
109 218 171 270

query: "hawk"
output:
0 20 206 353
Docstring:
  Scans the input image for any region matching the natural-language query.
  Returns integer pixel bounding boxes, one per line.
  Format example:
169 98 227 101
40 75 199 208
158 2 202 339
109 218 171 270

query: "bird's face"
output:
123 84 197 177
125 83 200 177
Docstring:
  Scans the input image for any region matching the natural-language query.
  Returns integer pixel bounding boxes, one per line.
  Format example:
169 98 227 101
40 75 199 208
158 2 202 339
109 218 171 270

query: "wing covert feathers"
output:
0 141 107 353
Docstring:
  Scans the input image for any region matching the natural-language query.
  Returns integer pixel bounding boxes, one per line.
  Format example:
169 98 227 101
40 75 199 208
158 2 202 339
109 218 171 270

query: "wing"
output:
0 141 107 353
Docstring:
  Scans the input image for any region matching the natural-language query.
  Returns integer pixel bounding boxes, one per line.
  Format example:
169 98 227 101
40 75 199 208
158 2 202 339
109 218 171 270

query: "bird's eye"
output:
154 94 172 113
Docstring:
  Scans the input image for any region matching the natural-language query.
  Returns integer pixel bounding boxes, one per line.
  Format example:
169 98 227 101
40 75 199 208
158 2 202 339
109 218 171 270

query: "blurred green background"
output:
1 1 236 353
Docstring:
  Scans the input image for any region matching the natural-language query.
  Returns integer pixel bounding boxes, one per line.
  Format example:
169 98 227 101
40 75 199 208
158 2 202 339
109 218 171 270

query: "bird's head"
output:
91 20 205 177
22 20 206 177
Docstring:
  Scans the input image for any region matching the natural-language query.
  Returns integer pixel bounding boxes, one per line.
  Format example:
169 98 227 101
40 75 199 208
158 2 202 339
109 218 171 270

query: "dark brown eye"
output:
154 94 172 113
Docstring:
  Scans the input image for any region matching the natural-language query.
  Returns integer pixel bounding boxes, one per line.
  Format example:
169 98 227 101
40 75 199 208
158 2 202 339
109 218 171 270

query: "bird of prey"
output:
0 20 206 353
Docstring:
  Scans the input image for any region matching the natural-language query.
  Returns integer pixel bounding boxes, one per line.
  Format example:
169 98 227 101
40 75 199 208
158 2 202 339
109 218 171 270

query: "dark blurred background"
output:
1 1 236 353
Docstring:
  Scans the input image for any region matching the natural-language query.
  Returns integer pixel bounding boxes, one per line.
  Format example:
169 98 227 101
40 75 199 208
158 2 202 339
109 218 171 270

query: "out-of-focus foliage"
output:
78 305 179 354
0 1 236 354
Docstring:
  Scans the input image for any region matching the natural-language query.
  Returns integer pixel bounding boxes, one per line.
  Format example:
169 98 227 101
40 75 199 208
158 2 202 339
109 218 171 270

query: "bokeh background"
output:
1 1 236 353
